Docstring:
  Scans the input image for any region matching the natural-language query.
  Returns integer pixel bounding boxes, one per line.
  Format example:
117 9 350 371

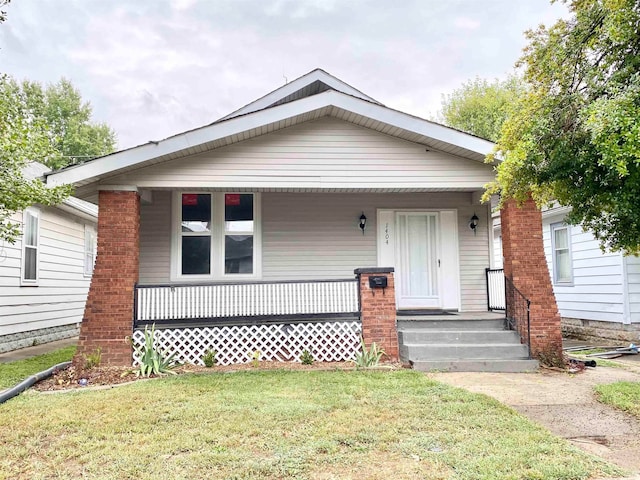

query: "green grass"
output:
0 370 621 480
0 346 76 391
595 381 640 418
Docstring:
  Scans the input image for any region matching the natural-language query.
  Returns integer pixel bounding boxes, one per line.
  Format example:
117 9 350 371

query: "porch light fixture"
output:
359 213 367 235
469 213 479 235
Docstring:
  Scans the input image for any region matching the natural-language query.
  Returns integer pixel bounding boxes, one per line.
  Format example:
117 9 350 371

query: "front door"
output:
396 212 440 309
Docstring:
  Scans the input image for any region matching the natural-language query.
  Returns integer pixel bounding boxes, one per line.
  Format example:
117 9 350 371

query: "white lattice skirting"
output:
131 321 362 367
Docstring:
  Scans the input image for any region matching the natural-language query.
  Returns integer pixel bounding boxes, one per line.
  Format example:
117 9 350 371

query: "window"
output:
21 209 39 285
84 225 97 277
551 223 572 284
172 192 260 280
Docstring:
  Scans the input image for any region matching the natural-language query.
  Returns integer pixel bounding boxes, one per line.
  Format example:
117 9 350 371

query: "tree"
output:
438 76 525 141
18 78 116 169
486 0 640 255
0 76 72 243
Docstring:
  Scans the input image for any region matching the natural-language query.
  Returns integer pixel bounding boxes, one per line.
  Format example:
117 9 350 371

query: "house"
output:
493 206 640 343
45 69 562 370
0 163 98 353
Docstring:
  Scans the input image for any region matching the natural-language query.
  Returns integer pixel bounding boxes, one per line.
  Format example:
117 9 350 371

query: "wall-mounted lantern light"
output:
469 213 479 235
359 212 367 235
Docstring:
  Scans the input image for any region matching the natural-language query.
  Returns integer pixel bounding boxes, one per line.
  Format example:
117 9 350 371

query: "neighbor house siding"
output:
543 214 625 323
103 117 496 191
0 207 94 338
138 191 489 312
626 255 640 323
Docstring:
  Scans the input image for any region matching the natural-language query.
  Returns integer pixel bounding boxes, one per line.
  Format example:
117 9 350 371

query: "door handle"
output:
438 259 441 267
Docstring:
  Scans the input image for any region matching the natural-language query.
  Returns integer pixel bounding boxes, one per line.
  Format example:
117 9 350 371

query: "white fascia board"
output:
333 93 495 156
47 90 494 187
55 196 98 221
218 69 381 121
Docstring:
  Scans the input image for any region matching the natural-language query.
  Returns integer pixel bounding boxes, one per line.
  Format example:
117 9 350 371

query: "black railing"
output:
505 276 531 358
485 268 506 311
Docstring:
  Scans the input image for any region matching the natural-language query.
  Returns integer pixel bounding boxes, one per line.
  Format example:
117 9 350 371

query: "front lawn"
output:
1 370 619 479
595 381 640 419
0 346 76 391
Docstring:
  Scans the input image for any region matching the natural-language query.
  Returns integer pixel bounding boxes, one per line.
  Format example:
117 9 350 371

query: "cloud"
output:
0 0 569 150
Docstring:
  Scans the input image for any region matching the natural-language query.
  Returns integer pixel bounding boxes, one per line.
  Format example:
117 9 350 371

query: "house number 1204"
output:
385 223 390 244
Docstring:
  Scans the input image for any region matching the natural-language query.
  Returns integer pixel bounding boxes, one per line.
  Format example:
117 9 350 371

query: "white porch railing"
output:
486 268 506 311
134 279 360 322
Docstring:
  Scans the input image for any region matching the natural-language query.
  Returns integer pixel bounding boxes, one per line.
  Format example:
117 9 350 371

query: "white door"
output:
396 212 440 309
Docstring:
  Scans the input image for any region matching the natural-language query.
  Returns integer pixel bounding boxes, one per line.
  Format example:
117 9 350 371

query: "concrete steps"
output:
398 317 538 373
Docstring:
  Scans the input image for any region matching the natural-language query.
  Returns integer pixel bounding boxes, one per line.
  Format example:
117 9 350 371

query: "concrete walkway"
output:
430 367 640 477
0 337 77 363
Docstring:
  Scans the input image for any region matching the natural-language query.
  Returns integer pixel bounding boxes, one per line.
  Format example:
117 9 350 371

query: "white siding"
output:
543 215 625 323
0 207 95 336
626 255 640 323
139 191 490 312
104 117 496 191
139 191 172 283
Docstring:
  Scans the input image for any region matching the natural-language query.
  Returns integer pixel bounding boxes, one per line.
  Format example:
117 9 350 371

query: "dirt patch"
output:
33 361 401 392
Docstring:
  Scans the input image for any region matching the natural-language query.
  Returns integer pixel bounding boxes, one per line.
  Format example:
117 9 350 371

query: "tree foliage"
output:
0 76 72 243
487 0 640 254
438 76 525 141
14 78 116 169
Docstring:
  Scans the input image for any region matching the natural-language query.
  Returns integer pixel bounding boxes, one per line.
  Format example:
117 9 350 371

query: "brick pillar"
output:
501 197 562 359
77 190 140 366
354 267 398 361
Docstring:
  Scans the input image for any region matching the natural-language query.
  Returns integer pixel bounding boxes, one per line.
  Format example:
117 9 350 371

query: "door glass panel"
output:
398 213 438 299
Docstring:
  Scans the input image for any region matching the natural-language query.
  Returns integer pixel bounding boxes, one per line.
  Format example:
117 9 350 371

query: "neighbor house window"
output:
21 208 40 285
84 225 97 277
173 192 260 280
551 223 572 284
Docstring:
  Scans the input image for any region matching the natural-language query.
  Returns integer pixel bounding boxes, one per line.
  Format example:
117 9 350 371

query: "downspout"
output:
0 362 71 404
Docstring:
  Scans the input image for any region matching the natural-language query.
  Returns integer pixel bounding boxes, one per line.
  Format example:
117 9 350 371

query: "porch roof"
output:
46 70 495 194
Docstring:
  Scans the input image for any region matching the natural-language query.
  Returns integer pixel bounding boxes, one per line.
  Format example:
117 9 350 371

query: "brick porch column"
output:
77 189 140 366
501 197 562 359
354 267 398 361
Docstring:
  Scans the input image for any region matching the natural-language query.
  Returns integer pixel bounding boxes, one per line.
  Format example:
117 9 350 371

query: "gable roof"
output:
46 69 494 189
218 68 383 121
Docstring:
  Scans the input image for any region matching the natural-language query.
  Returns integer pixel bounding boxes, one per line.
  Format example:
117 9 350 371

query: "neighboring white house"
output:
0 163 98 353
493 206 640 342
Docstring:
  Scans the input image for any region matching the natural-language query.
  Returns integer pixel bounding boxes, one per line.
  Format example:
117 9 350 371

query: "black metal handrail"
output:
504 275 531 358
485 268 506 311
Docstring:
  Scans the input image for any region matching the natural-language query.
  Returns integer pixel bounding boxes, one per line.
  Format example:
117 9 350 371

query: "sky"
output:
0 0 568 150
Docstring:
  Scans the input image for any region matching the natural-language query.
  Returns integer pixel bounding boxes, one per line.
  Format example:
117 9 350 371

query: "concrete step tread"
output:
402 342 525 347
412 359 539 373
399 329 512 333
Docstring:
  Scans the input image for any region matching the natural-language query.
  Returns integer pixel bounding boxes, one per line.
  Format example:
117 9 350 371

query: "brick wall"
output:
355 268 398 360
501 197 563 359
77 190 140 366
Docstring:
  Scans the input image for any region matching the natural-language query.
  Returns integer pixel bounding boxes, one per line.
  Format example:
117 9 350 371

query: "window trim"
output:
170 191 261 282
551 222 573 285
84 224 97 277
20 208 40 286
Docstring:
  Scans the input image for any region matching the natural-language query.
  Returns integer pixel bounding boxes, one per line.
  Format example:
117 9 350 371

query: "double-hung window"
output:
551 223 572 284
173 192 260 280
84 225 97 277
21 208 40 285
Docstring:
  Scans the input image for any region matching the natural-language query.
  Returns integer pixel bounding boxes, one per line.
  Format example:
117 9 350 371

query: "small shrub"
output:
251 350 261 368
300 349 314 365
84 348 102 369
203 349 217 368
353 338 385 369
134 324 177 377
